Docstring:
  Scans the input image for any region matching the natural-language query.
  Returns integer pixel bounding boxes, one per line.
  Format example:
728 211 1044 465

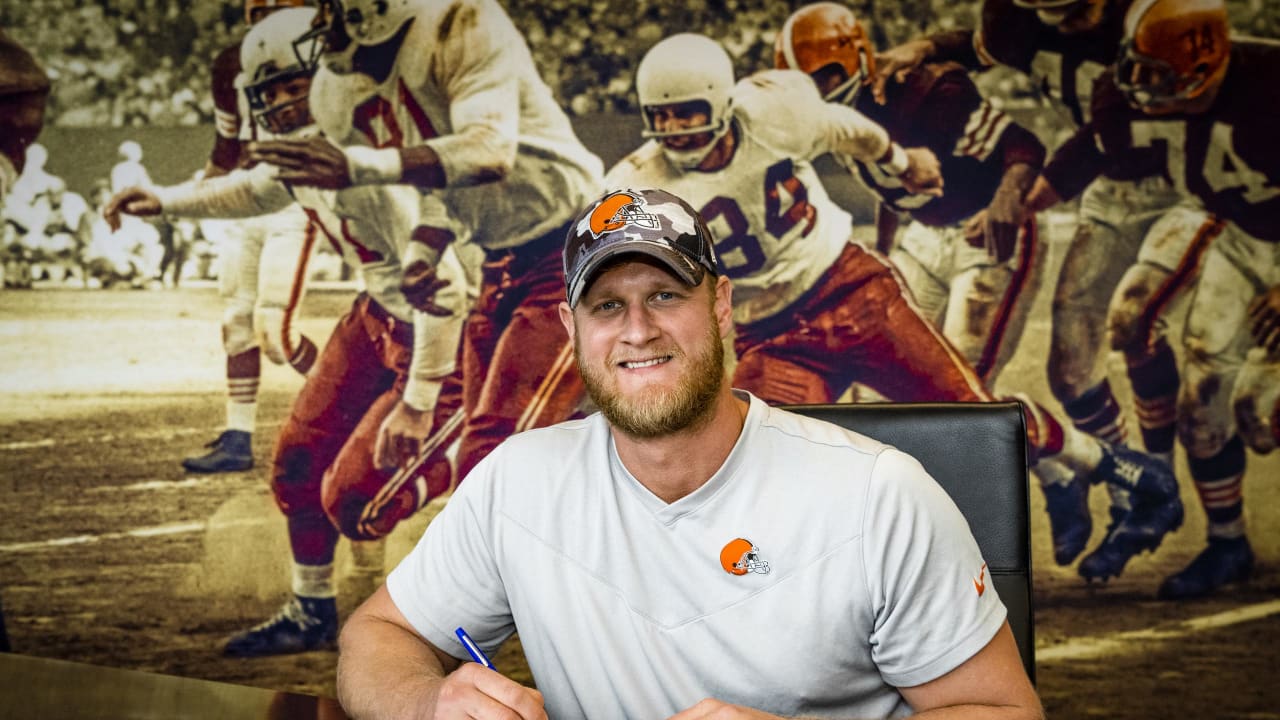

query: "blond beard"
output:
577 323 725 439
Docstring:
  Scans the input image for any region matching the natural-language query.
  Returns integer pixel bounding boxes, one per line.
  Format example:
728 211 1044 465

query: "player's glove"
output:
400 259 453 317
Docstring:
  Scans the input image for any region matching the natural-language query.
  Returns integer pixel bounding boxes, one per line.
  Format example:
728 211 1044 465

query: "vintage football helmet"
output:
244 0 306 26
303 0 422 75
636 33 735 169
719 538 770 576
242 7 321 134
775 2 877 104
1116 0 1230 114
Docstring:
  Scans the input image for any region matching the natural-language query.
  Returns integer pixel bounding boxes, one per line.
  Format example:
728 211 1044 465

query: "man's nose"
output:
619 304 661 343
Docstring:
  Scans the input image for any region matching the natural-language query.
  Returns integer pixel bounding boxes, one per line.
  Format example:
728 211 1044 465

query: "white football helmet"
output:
308 0 422 74
636 33 735 169
241 7 321 134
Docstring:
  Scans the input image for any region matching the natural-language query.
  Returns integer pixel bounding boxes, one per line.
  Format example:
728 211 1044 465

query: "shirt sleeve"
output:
862 448 1007 688
154 163 293 218
422 0 520 187
386 451 514 660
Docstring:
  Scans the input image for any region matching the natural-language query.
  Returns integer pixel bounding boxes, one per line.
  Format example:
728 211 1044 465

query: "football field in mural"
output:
1 219 1278 718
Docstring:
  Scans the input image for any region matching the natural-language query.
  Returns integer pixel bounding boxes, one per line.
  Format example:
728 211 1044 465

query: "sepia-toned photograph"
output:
2 0 1279 717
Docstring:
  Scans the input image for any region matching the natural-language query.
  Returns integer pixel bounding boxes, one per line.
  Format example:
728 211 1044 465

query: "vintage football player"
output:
106 7 478 656
246 0 605 486
1026 0 1280 599
875 0 1205 583
179 0 320 475
774 3 1096 569
607 32 1181 563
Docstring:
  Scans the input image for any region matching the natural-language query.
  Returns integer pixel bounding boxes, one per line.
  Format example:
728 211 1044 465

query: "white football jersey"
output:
310 0 603 251
606 70 891 326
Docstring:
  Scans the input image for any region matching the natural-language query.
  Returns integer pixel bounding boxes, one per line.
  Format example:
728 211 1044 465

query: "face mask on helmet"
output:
775 2 877 105
636 34 735 170
243 7 321 134
1115 0 1230 114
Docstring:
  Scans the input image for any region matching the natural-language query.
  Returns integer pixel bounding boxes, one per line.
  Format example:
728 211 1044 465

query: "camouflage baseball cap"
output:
563 188 719 308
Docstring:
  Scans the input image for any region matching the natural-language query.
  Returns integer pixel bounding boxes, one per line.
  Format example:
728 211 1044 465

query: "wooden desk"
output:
0 652 350 719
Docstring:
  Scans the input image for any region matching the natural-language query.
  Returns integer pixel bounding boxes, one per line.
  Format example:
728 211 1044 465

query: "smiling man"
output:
334 188 1043 720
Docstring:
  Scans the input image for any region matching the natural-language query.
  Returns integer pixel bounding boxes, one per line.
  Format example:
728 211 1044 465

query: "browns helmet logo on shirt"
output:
585 190 661 239
720 537 771 575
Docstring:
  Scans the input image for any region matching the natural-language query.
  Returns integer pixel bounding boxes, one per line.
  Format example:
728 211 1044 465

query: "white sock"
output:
226 400 256 434
291 562 336 599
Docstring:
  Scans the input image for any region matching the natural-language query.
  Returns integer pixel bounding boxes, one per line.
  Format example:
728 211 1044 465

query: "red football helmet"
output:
245 0 306 26
1116 0 1230 114
774 2 877 104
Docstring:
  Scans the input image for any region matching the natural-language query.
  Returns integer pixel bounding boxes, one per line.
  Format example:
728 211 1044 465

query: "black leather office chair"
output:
783 402 1035 683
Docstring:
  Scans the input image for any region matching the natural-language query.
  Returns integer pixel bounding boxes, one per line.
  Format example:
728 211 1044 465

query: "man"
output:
774 3 1085 568
873 0 1210 582
247 0 604 484
334 187 1045 720
106 7 472 655
608 33 1179 580
181 0 318 475
1024 0 1280 598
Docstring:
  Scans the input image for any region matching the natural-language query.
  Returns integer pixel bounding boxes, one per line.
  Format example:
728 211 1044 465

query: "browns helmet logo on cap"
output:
585 190 661 239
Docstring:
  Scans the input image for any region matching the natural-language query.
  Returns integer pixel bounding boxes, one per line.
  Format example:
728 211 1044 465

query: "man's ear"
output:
558 300 576 342
714 275 733 337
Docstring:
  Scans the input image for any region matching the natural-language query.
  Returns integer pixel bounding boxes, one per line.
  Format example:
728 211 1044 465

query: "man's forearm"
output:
336 611 449 720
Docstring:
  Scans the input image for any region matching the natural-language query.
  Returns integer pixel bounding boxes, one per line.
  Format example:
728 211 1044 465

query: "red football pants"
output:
270 294 452 565
454 226 585 483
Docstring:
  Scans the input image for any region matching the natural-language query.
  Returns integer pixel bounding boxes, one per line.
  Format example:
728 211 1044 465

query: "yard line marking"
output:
1038 599 1280 663
104 477 252 493
0 518 267 553
0 422 285 452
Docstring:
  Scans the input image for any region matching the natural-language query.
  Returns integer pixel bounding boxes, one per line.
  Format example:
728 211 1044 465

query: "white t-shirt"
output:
388 391 1005 719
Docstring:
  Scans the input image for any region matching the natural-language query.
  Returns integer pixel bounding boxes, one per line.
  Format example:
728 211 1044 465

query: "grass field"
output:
2 232 1279 717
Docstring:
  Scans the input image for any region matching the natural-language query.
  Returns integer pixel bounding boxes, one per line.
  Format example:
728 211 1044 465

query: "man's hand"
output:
966 163 1037 263
900 146 943 197
103 187 161 231
401 259 454 316
374 400 436 471
872 39 935 104
247 137 353 189
1248 284 1280 354
667 698 782 720
431 662 547 720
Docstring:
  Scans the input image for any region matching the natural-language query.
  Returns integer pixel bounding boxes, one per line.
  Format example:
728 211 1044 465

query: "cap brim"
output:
567 240 703 308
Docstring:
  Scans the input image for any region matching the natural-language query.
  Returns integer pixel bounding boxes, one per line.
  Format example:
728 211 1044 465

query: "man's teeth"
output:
622 357 669 369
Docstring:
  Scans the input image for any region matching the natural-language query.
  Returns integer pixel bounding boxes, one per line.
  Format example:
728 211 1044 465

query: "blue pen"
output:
455 626 496 670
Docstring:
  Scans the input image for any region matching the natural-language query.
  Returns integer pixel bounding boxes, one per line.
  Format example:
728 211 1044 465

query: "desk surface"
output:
0 652 350 719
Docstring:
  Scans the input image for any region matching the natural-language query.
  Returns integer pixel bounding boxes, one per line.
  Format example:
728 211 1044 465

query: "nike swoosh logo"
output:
973 562 988 597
